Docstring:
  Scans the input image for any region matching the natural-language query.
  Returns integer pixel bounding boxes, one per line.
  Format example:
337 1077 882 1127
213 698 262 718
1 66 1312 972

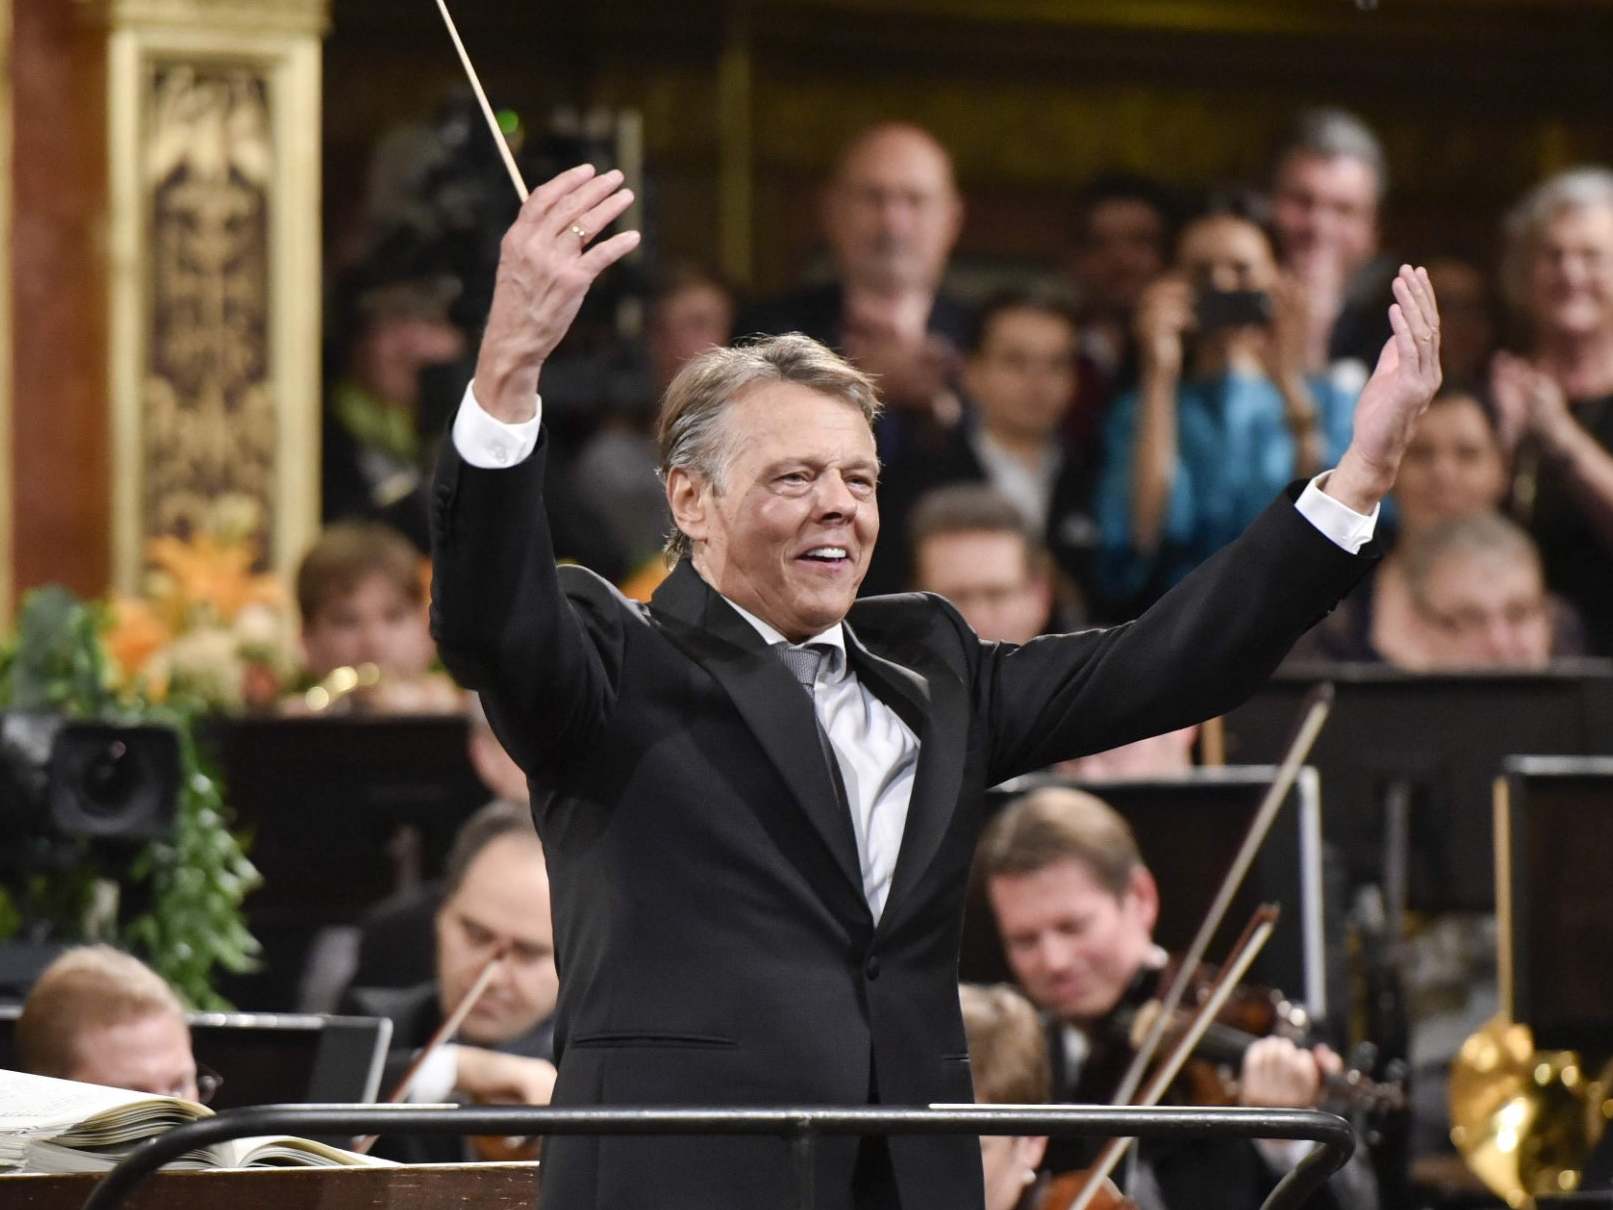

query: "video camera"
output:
0 715 180 868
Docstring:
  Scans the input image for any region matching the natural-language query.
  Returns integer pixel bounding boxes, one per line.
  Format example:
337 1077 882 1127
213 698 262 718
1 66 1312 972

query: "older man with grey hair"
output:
431 165 1444 1210
1270 106 1398 380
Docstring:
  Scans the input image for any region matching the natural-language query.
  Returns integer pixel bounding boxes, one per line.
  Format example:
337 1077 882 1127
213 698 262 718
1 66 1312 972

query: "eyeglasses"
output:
195 1063 224 1106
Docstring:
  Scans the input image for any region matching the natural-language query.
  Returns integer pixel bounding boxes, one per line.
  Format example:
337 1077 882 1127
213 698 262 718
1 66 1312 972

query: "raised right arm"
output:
428 165 640 780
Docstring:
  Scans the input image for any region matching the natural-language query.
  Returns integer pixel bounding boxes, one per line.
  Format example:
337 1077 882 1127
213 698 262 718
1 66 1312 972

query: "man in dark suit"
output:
737 122 973 460
865 289 1100 612
430 165 1443 1210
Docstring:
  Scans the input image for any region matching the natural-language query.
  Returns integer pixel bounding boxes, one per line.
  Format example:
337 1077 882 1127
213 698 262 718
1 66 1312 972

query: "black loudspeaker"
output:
0 715 180 847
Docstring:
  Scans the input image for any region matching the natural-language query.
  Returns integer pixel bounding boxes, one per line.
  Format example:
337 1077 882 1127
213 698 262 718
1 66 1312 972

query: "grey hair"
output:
1403 511 1541 610
1500 166 1613 317
1273 107 1389 200
655 333 883 561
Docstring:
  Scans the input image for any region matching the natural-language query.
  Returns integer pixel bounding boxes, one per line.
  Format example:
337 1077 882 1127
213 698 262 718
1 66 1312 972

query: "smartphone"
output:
1195 288 1273 332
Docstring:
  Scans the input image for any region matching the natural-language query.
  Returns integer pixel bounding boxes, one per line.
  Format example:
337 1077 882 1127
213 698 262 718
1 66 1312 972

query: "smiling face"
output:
987 857 1158 1023
670 381 880 640
1271 151 1380 277
1527 203 1613 340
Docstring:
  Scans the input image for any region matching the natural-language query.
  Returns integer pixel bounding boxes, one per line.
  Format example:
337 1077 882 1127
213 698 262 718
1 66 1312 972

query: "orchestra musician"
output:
429 163 1441 1209
978 786 1378 1210
342 800 557 1163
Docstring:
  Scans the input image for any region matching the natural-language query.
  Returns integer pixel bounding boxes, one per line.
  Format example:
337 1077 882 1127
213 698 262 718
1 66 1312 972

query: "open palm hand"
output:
1327 265 1443 513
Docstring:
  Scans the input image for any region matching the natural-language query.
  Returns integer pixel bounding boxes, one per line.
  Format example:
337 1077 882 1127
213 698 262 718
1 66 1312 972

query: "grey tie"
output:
775 643 828 694
773 642 854 817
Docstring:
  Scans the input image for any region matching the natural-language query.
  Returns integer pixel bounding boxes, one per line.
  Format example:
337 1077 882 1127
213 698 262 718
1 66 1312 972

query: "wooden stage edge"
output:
0 1161 541 1210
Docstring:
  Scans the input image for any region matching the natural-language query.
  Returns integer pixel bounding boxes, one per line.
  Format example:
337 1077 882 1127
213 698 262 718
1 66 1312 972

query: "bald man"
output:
738 122 972 444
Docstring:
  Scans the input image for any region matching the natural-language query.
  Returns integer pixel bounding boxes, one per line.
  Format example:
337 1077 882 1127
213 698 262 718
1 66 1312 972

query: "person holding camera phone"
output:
1093 200 1361 617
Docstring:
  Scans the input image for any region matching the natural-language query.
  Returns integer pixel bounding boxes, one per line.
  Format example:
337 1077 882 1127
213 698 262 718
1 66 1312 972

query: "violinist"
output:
342 800 558 1163
978 787 1377 1210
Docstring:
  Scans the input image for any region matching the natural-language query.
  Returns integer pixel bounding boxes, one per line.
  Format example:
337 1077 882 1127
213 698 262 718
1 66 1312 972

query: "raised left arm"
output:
1321 265 1443 514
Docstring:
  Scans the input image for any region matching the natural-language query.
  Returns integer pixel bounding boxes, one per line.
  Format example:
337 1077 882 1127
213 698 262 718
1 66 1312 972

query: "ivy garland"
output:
0 587 260 1008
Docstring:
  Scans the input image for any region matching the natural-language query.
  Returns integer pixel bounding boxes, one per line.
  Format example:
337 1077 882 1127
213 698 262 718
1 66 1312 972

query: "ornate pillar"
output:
85 0 327 590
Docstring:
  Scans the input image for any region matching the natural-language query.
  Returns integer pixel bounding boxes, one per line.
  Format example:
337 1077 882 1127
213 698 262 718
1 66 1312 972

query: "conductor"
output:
430 165 1443 1210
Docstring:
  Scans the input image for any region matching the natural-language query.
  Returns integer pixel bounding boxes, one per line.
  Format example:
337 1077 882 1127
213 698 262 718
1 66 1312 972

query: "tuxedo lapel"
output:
650 564 868 911
844 627 970 931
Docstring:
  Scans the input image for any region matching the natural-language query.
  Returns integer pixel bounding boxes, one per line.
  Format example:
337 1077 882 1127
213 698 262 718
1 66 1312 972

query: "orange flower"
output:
105 597 173 679
146 533 283 624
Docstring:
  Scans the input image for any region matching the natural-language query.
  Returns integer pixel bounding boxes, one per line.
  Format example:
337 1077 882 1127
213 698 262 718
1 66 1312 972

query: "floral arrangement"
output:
104 496 300 712
0 498 287 1007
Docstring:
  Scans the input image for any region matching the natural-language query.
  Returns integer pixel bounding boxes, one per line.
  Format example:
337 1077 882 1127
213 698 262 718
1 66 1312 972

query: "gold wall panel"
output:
101 2 325 591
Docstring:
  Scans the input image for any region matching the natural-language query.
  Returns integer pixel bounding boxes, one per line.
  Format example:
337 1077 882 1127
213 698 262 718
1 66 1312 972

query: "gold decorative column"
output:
83 0 327 590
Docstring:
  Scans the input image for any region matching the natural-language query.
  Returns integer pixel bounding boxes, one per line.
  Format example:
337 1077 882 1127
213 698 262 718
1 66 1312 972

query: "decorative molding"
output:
106 16 322 591
79 0 328 37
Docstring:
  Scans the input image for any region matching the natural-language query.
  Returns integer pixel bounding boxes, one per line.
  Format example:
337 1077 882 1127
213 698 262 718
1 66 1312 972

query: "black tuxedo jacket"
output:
430 431 1371 1210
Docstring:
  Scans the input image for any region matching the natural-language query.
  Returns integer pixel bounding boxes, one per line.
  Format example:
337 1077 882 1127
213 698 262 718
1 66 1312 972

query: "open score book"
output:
0 1068 390 1173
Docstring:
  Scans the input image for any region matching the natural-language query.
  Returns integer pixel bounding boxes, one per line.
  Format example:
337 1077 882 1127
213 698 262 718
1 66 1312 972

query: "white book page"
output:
0 1069 209 1139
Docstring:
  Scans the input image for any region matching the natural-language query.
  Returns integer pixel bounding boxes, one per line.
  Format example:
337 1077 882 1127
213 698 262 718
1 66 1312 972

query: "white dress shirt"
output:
450 382 1380 921
720 599 919 922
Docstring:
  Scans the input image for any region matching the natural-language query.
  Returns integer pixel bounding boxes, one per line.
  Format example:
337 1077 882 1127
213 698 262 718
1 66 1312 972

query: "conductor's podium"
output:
0 1162 540 1210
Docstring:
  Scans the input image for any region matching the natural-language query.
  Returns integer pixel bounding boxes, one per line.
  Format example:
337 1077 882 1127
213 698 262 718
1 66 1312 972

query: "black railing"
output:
81 1103 1355 1210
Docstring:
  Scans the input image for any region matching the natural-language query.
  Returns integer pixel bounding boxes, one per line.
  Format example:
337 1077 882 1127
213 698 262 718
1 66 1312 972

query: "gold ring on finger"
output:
570 224 589 244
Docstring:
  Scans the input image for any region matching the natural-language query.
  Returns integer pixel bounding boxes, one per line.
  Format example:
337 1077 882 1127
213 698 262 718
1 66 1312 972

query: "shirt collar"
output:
715 586 849 679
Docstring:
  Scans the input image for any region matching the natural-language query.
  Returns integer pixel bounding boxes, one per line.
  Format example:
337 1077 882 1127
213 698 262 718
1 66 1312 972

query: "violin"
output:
1117 959 1406 1123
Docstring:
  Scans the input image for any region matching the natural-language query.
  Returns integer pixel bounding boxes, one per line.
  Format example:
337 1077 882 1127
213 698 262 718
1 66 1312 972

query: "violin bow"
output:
432 0 530 202
352 945 509 1154
1067 907 1281 1210
1108 682 1334 1110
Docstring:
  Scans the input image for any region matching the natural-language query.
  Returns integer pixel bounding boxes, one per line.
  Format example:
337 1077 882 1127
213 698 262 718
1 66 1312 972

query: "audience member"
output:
1095 199 1358 616
1426 256 1498 385
1066 173 1176 441
1289 384 1509 665
959 982 1054 1210
295 521 458 710
977 788 1375 1210
323 276 467 550
907 485 1056 643
573 264 735 574
1268 107 1396 382
1493 167 1613 653
871 289 1099 609
1401 512 1584 669
343 800 557 1163
737 121 970 451
17 946 203 1102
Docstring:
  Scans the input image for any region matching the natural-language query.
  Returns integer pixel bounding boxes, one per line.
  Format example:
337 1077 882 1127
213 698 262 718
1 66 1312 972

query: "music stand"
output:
1223 663 1613 920
203 714 488 1007
1495 757 1613 1055
968 766 1327 1018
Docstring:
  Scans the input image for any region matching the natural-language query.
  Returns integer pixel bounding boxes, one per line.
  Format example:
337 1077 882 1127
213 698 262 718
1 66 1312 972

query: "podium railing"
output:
81 1103 1355 1210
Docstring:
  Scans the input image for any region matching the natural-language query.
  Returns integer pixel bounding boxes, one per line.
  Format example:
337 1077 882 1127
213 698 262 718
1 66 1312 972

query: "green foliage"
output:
0 587 260 1008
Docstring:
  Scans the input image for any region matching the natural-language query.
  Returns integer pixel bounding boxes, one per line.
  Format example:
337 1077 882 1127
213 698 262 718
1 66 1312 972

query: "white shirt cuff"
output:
1295 472 1378 554
405 1042 460 1103
452 381 543 469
